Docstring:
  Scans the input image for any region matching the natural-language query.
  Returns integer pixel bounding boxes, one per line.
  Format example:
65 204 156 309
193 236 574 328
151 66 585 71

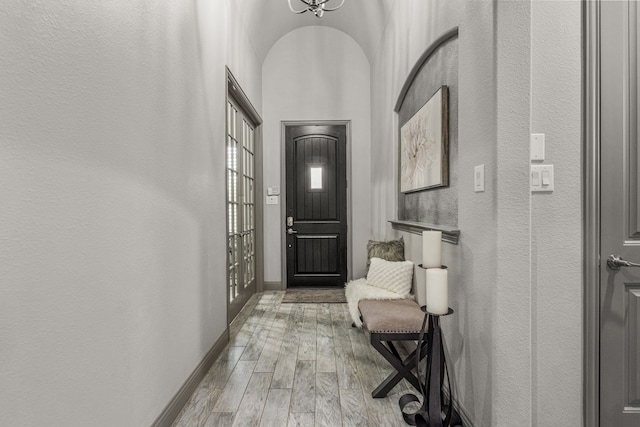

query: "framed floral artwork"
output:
400 85 449 193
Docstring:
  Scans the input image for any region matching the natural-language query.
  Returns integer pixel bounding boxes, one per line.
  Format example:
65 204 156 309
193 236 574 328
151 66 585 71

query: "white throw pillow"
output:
366 257 414 297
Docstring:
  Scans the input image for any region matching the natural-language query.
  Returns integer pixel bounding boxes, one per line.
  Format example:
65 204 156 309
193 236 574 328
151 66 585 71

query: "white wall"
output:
370 0 582 425
0 1 261 425
530 1 583 424
262 26 372 283
494 1 533 422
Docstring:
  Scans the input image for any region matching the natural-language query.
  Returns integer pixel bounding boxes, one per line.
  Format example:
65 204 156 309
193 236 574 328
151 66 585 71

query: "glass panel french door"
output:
227 97 256 323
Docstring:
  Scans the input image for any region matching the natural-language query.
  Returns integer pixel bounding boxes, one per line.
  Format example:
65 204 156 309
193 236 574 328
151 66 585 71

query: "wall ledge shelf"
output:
389 220 460 245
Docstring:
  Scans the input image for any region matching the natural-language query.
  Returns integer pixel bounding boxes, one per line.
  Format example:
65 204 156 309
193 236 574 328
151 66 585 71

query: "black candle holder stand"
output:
399 307 462 427
418 264 448 270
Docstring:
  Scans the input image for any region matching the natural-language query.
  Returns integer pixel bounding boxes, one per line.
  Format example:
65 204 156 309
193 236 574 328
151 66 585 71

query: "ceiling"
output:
233 0 397 63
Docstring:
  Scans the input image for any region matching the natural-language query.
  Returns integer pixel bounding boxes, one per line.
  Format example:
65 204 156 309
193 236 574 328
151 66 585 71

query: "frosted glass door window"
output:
310 167 323 190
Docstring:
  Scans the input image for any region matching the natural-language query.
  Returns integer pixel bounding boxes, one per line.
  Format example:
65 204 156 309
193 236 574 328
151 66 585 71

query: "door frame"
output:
280 120 352 289
225 67 264 324
584 1 600 426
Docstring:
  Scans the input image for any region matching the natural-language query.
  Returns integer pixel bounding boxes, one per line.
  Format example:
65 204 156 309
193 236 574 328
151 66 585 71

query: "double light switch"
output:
531 164 554 192
530 133 554 192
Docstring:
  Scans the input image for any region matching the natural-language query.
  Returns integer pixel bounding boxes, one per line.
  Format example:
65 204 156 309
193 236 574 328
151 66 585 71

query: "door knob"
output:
607 254 640 270
287 228 298 235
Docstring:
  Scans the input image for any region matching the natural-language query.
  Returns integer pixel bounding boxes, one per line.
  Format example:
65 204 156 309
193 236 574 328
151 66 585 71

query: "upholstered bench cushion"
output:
358 298 426 333
345 278 406 327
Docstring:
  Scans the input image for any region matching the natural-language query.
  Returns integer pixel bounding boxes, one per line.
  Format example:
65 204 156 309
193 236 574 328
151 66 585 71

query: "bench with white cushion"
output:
344 257 427 398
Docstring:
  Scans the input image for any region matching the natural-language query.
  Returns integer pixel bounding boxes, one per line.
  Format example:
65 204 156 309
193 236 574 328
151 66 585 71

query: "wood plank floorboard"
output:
315 372 342 426
202 412 233 427
172 291 418 427
259 388 292 427
339 388 369 427
290 359 316 413
231 372 273 427
287 412 315 427
298 305 318 361
201 346 245 389
255 301 291 373
316 304 336 373
334 345 360 390
271 351 297 389
254 332 284 373
362 395 400 427
211 360 257 413
240 323 272 361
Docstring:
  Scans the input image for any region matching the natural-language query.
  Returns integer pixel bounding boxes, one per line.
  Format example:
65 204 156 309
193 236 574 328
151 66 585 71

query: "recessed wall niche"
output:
396 29 458 227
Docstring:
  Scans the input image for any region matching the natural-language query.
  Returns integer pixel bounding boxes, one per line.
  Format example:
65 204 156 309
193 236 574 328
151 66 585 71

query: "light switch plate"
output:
474 165 485 192
267 186 281 196
266 195 279 205
530 133 545 161
531 164 554 192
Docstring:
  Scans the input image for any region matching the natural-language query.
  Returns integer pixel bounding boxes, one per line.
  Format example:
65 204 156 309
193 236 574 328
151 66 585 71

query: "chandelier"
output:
287 0 345 18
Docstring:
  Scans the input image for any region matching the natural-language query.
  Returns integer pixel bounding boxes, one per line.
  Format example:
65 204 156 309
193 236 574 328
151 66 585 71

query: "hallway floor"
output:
171 291 415 426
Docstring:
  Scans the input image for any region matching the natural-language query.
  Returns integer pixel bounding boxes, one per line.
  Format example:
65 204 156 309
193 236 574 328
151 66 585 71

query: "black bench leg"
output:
386 341 401 360
370 335 428 398
372 368 404 398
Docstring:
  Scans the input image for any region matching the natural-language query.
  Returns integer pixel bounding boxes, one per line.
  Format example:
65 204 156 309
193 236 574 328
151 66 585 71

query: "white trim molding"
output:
583 1 600 426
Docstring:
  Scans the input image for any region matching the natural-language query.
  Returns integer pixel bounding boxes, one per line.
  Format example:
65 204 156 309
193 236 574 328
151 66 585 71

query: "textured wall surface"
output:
0 0 584 425
530 1 583 424
494 1 533 423
0 1 261 425
371 0 583 426
371 1 497 424
262 26 372 282
398 37 459 227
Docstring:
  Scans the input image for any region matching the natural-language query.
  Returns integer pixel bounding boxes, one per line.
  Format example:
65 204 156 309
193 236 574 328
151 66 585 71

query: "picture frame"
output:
399 85 449 193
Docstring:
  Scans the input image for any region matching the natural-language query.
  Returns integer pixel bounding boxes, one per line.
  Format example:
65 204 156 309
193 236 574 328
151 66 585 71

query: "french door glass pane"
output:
227 101 239 302
227 101 256 302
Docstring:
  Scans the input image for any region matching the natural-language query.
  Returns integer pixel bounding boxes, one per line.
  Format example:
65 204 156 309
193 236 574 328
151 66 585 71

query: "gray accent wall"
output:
397 37 458 227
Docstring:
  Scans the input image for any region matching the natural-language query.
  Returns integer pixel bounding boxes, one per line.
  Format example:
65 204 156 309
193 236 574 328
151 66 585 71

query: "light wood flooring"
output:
172 291 416 426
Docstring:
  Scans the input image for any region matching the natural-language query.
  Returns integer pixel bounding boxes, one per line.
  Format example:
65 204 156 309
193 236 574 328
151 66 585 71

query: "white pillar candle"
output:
422 230 442 268
426 268 448 315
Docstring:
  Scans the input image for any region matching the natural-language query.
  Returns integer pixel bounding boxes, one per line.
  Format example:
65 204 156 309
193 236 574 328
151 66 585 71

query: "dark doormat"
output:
282 288 346 304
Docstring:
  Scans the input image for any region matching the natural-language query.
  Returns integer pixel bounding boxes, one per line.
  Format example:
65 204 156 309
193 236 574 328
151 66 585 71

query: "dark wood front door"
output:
285 124 347 287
